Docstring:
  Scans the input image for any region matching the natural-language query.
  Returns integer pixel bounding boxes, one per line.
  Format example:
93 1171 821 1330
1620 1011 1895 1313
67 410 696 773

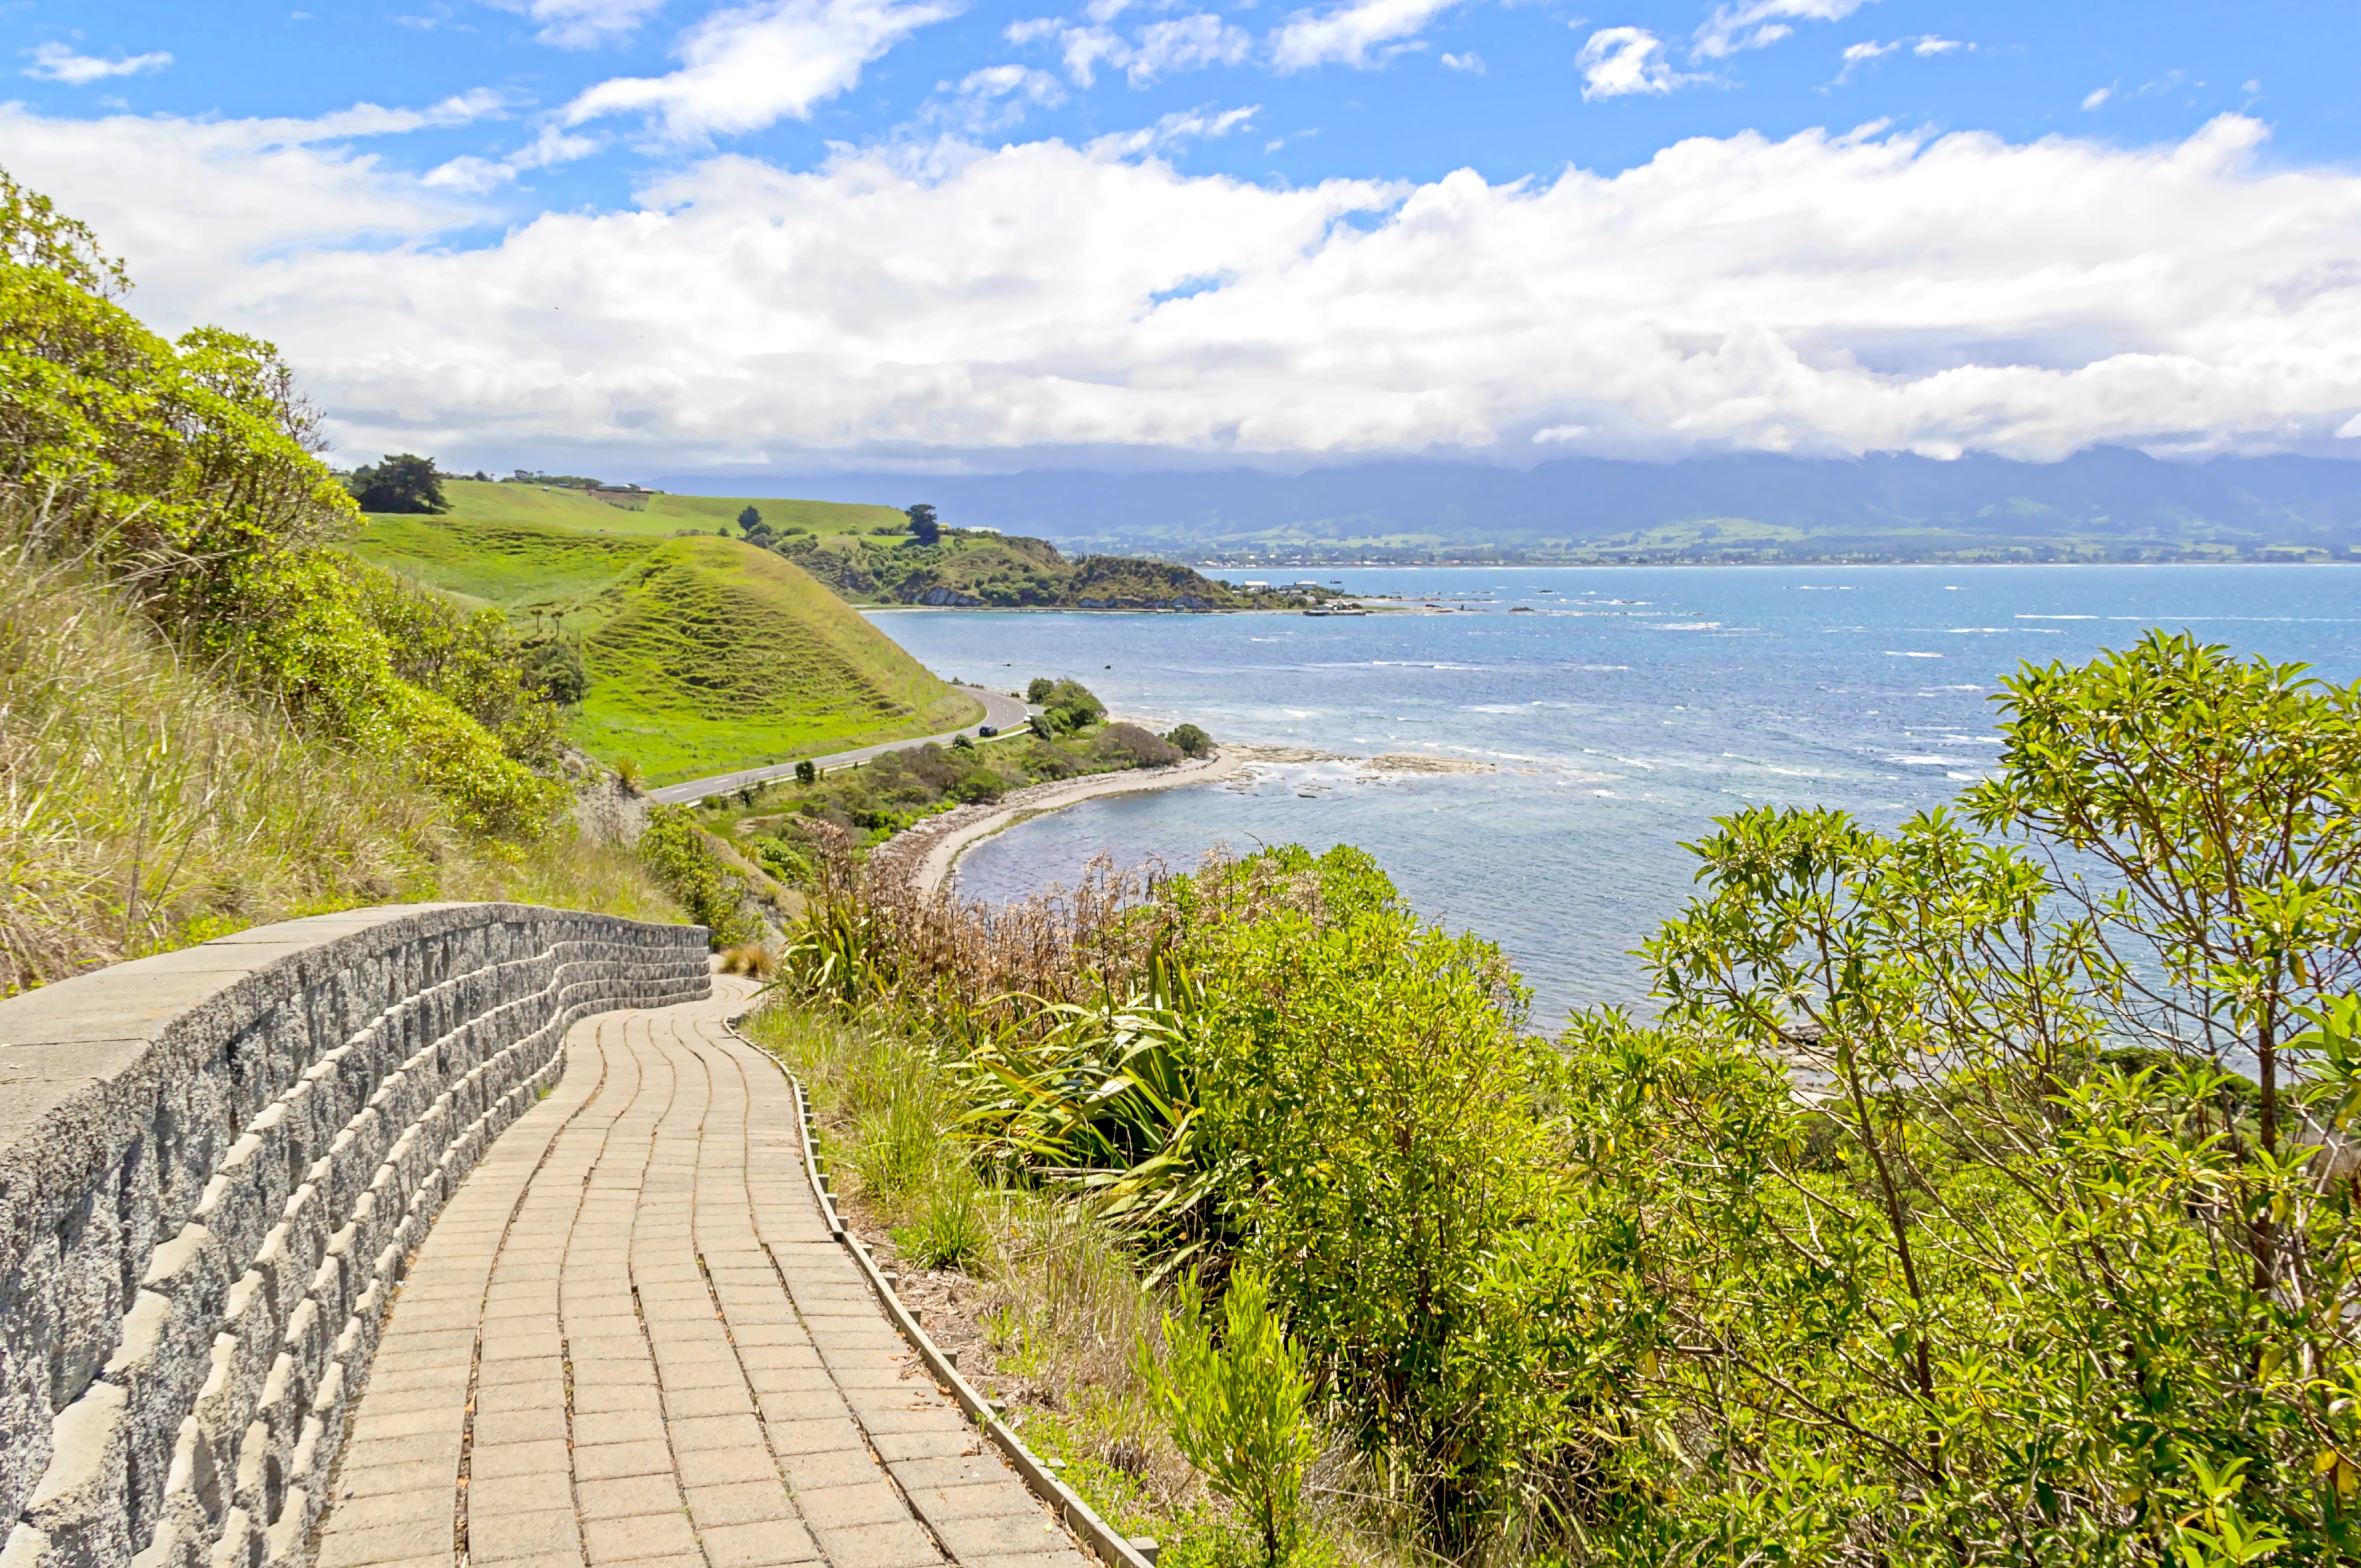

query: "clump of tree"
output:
1166 722 1212 757
1026 676 1106 733
906 502 941 544
347 453 447 513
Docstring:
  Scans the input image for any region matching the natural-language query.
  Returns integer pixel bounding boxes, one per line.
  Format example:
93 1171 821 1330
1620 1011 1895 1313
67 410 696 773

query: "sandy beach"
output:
871 748 1248 896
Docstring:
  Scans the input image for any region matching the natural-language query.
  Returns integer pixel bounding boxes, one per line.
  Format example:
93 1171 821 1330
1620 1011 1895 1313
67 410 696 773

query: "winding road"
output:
312 976 1093 1568
650 688 1032 806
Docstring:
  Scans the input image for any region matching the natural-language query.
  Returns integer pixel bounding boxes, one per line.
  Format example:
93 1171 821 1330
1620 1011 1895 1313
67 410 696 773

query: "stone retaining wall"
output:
0 904 711 1568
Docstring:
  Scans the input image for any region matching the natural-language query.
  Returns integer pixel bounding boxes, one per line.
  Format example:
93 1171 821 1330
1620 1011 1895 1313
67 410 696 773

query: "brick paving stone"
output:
702 1519 826 1567
315 980 1095 1568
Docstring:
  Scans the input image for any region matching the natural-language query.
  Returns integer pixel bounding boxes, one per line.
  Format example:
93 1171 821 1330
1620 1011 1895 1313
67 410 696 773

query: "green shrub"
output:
1165 723 1212 758
1027 675 1056 703
1096 723 1180 768
1137 1269 1320 1568
795 758 819 785
951 767 1005 804
638 804 760 946
0 168 564 843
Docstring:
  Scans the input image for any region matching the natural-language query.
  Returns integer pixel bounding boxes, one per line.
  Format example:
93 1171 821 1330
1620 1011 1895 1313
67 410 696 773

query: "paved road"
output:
651 689 1032 806
314 976 1092 1568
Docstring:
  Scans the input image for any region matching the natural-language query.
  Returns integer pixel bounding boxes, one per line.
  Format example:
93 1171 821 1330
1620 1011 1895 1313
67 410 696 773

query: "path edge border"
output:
722 1014 1157 1568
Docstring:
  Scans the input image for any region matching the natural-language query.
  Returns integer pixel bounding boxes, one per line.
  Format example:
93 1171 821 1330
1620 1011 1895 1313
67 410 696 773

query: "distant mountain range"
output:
663 449 2361 565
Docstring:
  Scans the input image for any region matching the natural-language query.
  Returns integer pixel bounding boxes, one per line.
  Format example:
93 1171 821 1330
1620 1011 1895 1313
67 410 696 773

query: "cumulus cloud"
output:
1270 0 1465 71
565 0 960 141
1440 50 1484 72
13 108 2361 468
22 42 173 83
1578 28 1685 98
1695 0 1872 59
1913 35 1961 54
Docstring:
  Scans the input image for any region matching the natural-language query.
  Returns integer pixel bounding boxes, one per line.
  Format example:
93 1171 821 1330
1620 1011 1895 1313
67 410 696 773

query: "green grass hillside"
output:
574 538 978 783
349 515 979 784
430 479 906 540
353 515 657 611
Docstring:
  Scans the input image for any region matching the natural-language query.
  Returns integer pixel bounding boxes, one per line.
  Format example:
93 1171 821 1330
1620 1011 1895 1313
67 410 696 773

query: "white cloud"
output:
14 109 2361 469
1270 0 1463 71
1832 34 1955 82
1087 103 1258 156
2339 413 2361 439
923 64 1068 133
1028 14 1249 87
2082 85 2113 110
565 0 961 141
1440 50 1483 72
484 0 671 48
1131 15 1254 82
424 124 603 191
1695 0 1870 59
1833 37 1892 82
22 42 172 84
1577 28 1685 98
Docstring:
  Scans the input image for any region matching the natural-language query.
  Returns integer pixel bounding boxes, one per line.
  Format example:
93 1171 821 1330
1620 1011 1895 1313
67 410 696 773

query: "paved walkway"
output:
649 689 1032 806
314 977 1091 1568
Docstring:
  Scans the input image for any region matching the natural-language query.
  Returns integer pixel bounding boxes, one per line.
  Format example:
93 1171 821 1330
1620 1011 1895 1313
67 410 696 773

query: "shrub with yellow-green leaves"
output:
0 167 562 841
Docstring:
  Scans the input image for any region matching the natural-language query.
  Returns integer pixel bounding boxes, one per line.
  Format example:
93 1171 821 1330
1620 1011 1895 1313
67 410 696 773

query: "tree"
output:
906 503 940 544
1165 723 1212 758
737 504 764 534
349 453 447 514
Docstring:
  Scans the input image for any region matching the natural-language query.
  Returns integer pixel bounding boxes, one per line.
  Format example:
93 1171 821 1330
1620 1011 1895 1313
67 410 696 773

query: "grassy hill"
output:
572 537 975 782
347 514 979 784
432 478 906 540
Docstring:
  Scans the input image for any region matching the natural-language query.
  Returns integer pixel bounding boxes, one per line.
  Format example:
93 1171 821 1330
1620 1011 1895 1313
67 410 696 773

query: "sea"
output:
871 566 2361 1030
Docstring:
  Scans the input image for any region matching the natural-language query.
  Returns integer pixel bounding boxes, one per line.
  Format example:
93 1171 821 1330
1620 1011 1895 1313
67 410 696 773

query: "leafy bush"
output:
1138 1269 1321 1568
0 168 563 842
637 804 761 946
1097 723 1181 768
1028 676 1056 703
795 758 818 785
1166 723 1212 758
952 766 1006 804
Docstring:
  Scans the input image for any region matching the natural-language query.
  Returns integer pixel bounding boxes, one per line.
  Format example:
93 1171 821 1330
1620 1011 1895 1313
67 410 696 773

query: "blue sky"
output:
6 0 2359 475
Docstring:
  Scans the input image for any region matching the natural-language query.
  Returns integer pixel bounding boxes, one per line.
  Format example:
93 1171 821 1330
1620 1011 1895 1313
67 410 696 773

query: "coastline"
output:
871 747 1248 896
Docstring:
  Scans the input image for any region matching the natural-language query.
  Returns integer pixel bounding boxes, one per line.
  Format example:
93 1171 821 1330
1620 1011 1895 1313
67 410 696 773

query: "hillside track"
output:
312 975 1091 1568
649 689 1030 806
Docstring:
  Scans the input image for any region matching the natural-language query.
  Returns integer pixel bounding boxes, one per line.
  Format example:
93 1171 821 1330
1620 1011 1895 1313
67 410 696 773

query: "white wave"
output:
1889 754 1975 766
1886 651 1944 658
2016 613 2095 620
1656 621 1722 631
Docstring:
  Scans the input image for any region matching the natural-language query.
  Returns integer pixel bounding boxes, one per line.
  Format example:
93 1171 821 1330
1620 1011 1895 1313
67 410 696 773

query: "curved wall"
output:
0 904 710 1568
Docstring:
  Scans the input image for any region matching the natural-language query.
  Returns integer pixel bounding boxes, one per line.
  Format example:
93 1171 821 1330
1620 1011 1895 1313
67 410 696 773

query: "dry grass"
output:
0 533 684 995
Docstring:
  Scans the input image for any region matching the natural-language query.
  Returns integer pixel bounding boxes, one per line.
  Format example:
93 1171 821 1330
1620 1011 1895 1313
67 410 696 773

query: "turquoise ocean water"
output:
871 566 2361 1028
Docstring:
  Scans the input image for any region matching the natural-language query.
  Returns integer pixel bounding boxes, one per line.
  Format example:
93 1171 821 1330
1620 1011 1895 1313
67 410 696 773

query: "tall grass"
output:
748 995 1411 1568
0 532 681 994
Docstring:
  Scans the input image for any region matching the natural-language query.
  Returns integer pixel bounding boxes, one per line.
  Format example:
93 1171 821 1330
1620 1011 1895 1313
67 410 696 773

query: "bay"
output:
871 564 2361 1028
